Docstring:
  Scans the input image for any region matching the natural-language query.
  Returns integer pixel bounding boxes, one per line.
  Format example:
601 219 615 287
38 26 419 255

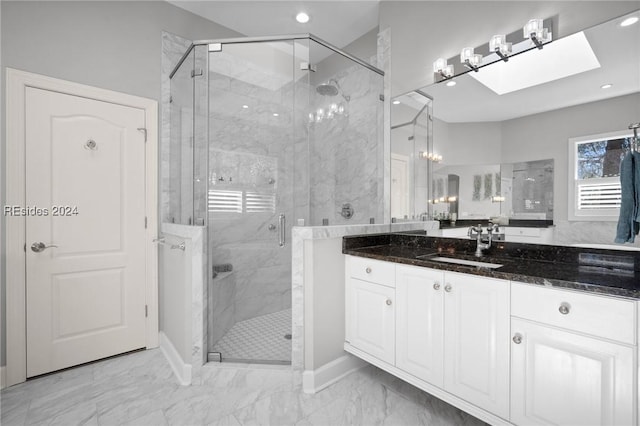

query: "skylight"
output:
469 31 601 95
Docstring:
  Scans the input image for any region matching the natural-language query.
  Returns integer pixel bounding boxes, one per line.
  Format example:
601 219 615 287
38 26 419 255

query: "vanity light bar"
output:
524 19 551 49
433 17 552 82
433 58 454 79
489 34 512 62
460 47 483 72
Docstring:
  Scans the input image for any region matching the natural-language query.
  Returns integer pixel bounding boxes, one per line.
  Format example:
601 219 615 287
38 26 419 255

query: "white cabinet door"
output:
396 265 445 387
346 278 395 364
443 272 510 419
511 318 635 426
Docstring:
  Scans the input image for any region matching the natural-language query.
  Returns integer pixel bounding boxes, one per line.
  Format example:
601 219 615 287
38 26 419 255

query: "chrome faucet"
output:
468 224 491 257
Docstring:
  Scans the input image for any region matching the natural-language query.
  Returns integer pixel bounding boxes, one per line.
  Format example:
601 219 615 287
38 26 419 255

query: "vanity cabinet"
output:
395 265 510 418
395 265 445 387
510 282 636 426
345 257 396 365
443 271 510 419
347 257 511 420
344 255 638 426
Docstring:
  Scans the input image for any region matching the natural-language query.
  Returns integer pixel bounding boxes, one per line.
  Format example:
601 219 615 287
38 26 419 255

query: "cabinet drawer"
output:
511 282 636 345
348 256 395 287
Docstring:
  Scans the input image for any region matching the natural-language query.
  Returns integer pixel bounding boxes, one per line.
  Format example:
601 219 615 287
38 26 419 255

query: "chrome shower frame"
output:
169 33 384 79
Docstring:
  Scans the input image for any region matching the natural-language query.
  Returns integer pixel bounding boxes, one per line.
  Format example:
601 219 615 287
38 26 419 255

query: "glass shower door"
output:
206 41 297 363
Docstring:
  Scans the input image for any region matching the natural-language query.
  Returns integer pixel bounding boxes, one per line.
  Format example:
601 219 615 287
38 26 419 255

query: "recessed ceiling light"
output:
446 80 457 87
620 16 639 27
273 113 279 117
296 12 310 24
392 100 401 105
601 83 613 89
242 105 249 109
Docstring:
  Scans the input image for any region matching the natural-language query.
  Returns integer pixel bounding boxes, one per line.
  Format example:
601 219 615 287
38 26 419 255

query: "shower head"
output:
316 81 339 97
629 122 640 130
315 79 351 102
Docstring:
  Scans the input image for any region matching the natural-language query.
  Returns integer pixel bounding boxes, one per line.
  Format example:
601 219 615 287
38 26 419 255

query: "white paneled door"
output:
25 87 147 377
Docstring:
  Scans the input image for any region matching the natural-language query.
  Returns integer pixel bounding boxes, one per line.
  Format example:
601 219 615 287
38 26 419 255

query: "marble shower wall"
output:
308 56 385 226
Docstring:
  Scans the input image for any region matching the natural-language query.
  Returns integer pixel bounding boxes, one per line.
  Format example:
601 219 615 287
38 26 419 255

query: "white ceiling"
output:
417 10 640 123
167 0 380 49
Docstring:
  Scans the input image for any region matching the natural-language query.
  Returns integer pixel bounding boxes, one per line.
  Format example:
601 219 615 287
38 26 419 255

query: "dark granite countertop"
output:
343 233 640 300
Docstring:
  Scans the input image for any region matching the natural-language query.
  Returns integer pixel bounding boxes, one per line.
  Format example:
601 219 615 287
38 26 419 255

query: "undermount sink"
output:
417 254 503 269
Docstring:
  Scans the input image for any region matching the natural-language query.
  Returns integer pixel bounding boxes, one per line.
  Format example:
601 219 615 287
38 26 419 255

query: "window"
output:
568 130 633 221
208 189 275 214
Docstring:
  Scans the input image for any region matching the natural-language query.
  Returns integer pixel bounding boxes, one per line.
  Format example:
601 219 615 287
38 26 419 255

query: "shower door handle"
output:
278 213 286 247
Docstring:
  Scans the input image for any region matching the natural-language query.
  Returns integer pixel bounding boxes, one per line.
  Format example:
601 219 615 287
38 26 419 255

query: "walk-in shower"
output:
168 34 384 364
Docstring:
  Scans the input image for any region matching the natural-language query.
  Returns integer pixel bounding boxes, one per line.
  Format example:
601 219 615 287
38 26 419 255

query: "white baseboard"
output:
159 331 191 386
302 354 366 394
0 366 6 390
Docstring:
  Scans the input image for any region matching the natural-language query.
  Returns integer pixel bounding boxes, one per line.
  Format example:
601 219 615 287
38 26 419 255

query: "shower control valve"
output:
341 203 354 219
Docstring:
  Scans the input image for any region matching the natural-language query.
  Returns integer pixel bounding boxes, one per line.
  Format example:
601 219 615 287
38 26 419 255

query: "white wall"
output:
0 0 240 367
304 238 346 369
434 120 502 166
379 1 639 96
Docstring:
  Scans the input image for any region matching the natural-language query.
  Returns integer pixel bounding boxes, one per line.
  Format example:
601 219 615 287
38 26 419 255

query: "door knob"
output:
31 242 58 253
444 284 452 292
433 282 441 290
513 333 523 344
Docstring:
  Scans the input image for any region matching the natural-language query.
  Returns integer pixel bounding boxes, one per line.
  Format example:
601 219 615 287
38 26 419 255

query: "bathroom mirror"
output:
418 10 640 246
390 90 433 221
430 159 554 221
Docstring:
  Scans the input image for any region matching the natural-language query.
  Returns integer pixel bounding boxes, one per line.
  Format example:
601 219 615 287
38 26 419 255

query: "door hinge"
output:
145 305 148 317
24 243 26 252
137 127 147 143
300 62 317 72
191 69 204 78
145 216 148 229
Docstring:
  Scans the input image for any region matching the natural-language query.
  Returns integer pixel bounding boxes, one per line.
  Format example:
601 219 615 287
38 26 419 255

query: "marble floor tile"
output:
0 348 486 426
120 409 168 426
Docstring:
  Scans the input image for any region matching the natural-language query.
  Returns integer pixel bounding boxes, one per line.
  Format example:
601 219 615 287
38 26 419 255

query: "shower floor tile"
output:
212 309 291 363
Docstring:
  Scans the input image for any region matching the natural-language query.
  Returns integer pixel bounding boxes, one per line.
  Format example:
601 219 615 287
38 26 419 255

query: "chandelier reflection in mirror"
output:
309 79 351 123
